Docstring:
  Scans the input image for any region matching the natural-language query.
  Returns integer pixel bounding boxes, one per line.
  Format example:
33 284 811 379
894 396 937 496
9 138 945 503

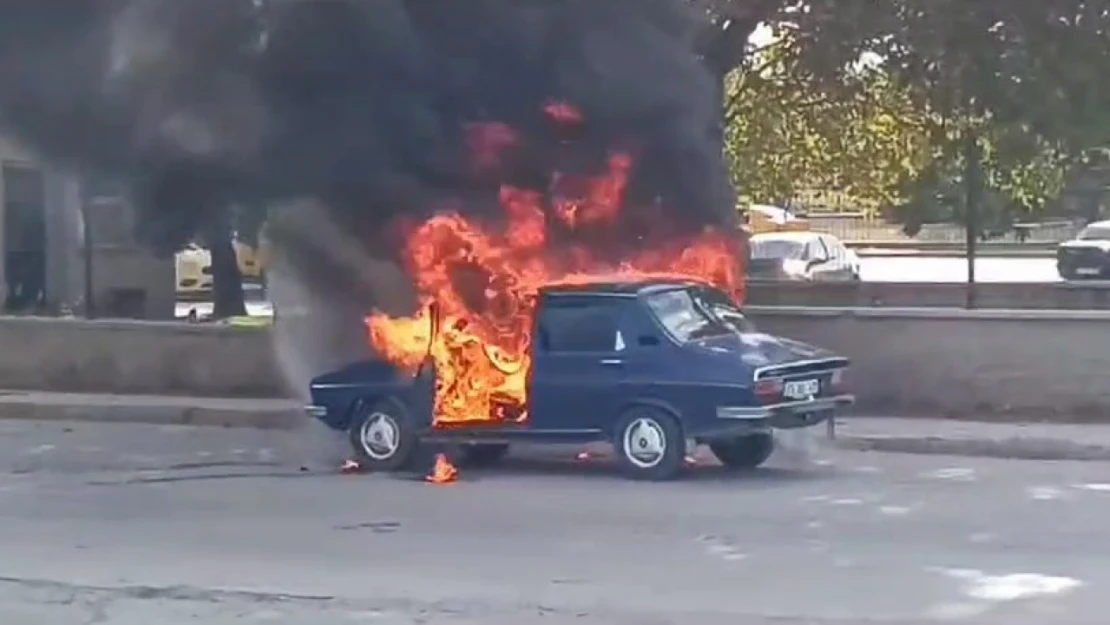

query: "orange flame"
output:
426 453 459 484
366 104 743 429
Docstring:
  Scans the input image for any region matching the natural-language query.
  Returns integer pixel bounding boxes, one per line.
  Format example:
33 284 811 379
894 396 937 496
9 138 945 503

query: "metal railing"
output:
805 213 1081 244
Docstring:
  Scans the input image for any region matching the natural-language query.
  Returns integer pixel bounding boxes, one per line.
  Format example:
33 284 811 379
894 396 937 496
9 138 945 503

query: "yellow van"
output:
175 244 213 295
234 239 266 283
176 237 268 296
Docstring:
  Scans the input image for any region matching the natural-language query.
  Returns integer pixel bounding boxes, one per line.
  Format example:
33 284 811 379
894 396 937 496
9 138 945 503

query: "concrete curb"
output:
3 392 1109 463
0 393 303 430
835 435 1110 462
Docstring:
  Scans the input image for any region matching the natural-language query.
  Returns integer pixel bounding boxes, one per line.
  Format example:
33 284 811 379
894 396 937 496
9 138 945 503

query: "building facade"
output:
0 135 175 319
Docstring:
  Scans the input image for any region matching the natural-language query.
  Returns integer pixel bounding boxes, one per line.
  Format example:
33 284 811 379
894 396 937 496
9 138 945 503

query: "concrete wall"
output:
0 133 176 319
746 281 1110 310
0 316 282 398
747 307 1110 421
2 308 1110 421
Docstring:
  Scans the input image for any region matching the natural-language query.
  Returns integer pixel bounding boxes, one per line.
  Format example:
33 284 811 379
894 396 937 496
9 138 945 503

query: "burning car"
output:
298 97 850 481
307 278 853 481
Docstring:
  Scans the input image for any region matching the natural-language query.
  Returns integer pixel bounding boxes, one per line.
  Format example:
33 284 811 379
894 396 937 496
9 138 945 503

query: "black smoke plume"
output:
0 0 736 292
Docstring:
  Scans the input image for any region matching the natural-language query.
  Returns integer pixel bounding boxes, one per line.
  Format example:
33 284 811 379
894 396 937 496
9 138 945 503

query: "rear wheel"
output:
347 397 419 471
456 443 510 468
709 433 775 470
613 406 685 481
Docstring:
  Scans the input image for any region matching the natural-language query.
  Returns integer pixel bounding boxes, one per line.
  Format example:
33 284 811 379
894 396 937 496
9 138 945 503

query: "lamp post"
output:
79 183 95 318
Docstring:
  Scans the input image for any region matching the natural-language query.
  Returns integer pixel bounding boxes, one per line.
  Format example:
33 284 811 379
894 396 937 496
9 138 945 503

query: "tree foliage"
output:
706 0 1109 223
723 32 929 210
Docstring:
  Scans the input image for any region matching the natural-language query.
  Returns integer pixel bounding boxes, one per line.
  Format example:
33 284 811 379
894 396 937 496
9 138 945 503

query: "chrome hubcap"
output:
359 412 399 460
623 417 666 469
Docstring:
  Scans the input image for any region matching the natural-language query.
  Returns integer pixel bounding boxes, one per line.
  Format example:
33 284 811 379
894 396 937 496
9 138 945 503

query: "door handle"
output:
600 359 624 366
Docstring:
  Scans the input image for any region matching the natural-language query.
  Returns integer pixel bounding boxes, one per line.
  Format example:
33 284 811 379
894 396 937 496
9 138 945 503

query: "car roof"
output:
1083 220 1110 230
749 231 820 243
539 278 704 298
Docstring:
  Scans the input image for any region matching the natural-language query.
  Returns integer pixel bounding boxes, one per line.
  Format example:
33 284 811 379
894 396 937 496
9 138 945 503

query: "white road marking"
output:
921 468 976 481
1027 486 1065 501
933 567 1083 602
1073 483 1110 492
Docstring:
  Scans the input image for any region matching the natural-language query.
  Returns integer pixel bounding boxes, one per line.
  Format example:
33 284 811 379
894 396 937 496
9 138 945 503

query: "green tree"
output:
786 0 1110 158
705 0 1107 229
723 32 930 210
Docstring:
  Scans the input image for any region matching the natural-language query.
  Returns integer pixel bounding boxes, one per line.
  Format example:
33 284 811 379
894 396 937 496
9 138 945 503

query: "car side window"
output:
540 300 622 353
805 239 826 262
815 237 831 261
821 236 842 261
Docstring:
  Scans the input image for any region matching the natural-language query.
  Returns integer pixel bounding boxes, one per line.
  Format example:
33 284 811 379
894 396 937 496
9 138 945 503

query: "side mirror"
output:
638 335 660 347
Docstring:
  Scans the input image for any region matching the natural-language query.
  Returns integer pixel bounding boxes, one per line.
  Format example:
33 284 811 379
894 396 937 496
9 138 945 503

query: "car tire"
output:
347 397 419 472
456 443 510 468
613 405 685 481
709 433 775 470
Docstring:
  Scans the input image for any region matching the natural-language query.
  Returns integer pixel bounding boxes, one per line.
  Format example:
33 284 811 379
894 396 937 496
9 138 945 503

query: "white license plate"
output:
1077 267 1101 276
783 379 820 400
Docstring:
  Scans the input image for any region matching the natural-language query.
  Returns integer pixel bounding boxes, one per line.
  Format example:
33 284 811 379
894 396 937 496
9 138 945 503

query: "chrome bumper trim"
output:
716 394 854 420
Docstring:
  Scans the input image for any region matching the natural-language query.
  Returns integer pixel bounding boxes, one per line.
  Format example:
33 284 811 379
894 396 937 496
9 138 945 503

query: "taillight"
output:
754 378 783 402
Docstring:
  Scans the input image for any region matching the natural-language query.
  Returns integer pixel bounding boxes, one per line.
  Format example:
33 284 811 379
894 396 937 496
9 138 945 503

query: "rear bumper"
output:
715 394 854 427
1057 252 1110 277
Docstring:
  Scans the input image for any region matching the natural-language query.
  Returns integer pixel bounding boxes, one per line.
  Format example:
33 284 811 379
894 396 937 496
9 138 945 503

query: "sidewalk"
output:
834 416 1110 462
1 391 1110 462
0 391 301 429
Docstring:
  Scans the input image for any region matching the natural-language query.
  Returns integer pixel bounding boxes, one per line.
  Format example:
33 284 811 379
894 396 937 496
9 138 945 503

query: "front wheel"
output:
347 397 419 471
709 433 775 470
613 406 685 481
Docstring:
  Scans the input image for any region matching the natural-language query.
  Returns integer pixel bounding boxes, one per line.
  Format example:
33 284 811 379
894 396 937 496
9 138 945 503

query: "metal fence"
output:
806 213 1081 244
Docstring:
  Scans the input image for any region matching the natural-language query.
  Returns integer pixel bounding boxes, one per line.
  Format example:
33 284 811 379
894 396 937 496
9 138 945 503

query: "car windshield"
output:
1078 226 1110 240
643 286 746 343
750 238 805 259
691 285 755 333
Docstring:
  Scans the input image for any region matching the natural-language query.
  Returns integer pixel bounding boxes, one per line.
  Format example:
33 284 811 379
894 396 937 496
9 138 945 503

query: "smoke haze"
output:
0 0 735 251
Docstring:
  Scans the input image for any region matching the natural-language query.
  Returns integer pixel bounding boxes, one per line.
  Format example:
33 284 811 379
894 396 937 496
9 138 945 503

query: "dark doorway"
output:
3 165 46 313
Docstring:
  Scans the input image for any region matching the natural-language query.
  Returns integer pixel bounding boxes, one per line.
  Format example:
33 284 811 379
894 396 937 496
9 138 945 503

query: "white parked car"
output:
747 232 861 282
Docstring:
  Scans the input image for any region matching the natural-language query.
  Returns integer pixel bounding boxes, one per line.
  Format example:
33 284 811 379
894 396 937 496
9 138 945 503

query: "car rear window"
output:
750 239 805 259
644 288 734 343
1078 227 1110 240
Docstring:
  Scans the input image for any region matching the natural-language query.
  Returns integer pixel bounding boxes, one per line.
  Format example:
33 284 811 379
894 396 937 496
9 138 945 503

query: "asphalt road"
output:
0 420 1108 624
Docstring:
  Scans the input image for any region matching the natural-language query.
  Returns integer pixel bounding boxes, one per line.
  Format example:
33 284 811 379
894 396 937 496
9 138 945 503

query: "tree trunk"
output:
204 216 247 318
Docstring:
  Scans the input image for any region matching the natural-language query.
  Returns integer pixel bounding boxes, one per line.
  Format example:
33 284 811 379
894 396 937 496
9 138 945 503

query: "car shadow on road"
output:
442 452 835 485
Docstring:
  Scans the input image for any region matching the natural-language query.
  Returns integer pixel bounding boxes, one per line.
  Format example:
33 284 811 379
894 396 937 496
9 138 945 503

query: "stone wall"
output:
0 316 281 398
747 307 1110 420
3 306 1110 421
746 281 1110 310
